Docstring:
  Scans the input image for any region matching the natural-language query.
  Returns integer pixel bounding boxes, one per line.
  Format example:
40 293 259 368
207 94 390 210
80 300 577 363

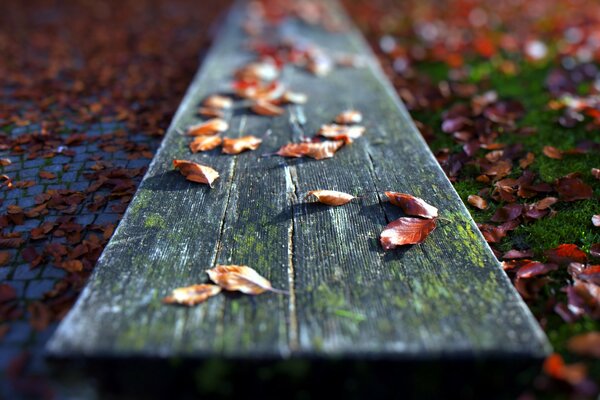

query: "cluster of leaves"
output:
343 0 600 397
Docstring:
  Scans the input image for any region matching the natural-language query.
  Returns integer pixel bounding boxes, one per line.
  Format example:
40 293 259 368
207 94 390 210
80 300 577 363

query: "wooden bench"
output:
47 0 550 394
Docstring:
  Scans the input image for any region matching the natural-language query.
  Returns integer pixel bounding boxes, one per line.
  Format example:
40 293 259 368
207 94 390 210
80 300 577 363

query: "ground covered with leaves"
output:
343 0 600 397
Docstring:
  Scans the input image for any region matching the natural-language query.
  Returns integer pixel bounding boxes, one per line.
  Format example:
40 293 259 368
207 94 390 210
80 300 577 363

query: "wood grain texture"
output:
47 0 550 360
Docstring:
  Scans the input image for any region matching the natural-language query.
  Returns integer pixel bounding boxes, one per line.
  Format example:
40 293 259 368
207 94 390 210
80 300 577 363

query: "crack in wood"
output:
365 144 391 224
284 164 299 351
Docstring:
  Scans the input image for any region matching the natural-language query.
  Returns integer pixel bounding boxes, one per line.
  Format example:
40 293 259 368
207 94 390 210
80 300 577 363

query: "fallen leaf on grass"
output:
276 140 344 160
203 95 233 110
318 124 365 143
207 265 273 295
198 107 224 118
543 145 563 159
380 217 437 250
593 215 600 227
306 190 355 206
384 192 438 219
545 244 587 265
222 136 262 154
173 159 219 187
189 136 222 153
251 100 284 116
186 118 228 136
567 332 600 358
163 284 222 306
334 109 363 124
516 261 558 278
467 194 488 210
555 174 593 201
39 171 56 180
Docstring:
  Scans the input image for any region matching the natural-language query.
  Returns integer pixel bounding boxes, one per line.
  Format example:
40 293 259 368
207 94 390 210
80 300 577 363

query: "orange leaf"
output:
384 192 438 219
162 284 221 306
334 109 363 124
39 171 56 180
306 190 355 206
318 124 365 143
467 194 488 210
251 100 284 116
173 159 219 187
186 118 228 136
567 332 600 358
380 217 437 250
189 136 222 153
276 140 344 160
543 353 587 384
222 136 262 155
60 260 83 272
207 265 274 295
203 95 233 110
543 145 563 160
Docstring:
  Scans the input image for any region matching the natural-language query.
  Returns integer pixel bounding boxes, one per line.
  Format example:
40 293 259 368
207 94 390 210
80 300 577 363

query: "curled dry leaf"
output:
187 118 228 136
593 215 600 227
380 217 437 250
276 140 344 160
251 99 284 116
207 265 273 295
384 192 438 219
467 194 488 210
318 124 365 143
334 109 363 124
222 136 262 155
555 174 593 202
189 136 222 153
203 94 233 110
534 197 558 210
306 190 355 206
173 159 219 187
163 284 221 306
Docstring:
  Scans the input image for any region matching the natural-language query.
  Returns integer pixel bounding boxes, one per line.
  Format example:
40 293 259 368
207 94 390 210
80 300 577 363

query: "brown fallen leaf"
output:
60 260 83 273
306 190 355 206
173 159 220 187
334 109 363 124
251 100 284 116
467 194 488 210
198 107 224 118
276 140 344 160
519 152 535 169
0 158 11 166
318 124 365 143
222 136 262 155
555 174 593 201
203 94 233 110
39 171 56 180
593 215 600 227
567 332 600 358
543 145 563 159
533 197 558 210
186 118 228 136
162 284 221 306
207 265 275 295
189 136 222 153
0 252 11 266
380 217 437 250
385 192 438 219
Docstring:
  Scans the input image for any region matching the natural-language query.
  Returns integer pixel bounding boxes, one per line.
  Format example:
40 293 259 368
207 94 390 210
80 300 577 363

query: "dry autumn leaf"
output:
380 217 437 250
334 109 363 124
163 284 221 306
543 145 563 159
207 265 274 295
384 192 438 219
39 171 56 180
189 136 222 153
222 136 262 155
567 332 600 358
467 194 488 210
318 124 365 143
306 190 355 206
251 99 284 116
186 118 228 136
276 140 344 160
173 159 220 187
203 94 233 110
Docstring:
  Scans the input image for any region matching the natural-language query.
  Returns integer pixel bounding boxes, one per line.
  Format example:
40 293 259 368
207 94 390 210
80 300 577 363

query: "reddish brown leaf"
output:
276 140 344 160
306 190 355 206
516 261 558 278
251 100 284 116
502 249 534 259
0 251 11 266
207 265 274 295
533 197 558 210
567 332 600 358
317 124 365 143
334 110 363 124
162 284 221 306
39 171 56 180
189 136 222 153
467 194 488 210
0 284 16 303
27 301 51 331
543 353 587 385
545 244 587 265
0 237 25 248
490 204 523 222
555 175 593 201
186 118 228 136
222 136 262 155
0 158 11 166
60 260 83 273
197 107 224 118
380 217 437 250
384 192 438 219
173 159 219 187
542 145 563 159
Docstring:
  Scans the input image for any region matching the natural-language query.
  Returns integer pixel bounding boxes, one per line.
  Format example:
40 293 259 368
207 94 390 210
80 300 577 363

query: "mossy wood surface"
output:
47 0 550 360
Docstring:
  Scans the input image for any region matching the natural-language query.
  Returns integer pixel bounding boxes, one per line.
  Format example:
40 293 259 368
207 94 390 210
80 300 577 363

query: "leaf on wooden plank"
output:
251 100 284 116
380 217 437 250
279 91 307 105
276 140 344 160
173 159 219 187
0 158 11 166
198 107 224 118
222 136 262 155
189 136 222 153
207 265 273 295
467 194 488 210
162 284 222 306
317 124 365 143
516 261 558 279
334 109 362 124
567 332 600 358
306 190 355 206
384 192 438 219
203 94 233 110
186 118 228 136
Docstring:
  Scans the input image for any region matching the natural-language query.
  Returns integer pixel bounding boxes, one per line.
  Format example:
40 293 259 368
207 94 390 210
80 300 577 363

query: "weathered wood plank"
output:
47 0 550 360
